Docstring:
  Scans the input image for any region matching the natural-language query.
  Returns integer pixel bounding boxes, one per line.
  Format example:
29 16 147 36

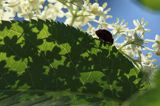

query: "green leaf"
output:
124 88 160 106
123 70 160 106
0 20 145 105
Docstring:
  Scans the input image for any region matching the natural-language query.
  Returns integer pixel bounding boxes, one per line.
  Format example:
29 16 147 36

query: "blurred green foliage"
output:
0 20 146 105
137 0 160 11
123 69 160 106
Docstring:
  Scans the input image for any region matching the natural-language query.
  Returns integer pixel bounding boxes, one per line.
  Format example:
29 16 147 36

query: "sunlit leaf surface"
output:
0 20 145 106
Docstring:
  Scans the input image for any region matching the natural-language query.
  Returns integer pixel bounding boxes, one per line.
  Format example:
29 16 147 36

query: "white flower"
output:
29 0 45 10
1 0 18 20
120 31 144 50
1 7 15 20
48 0 56 3
133 18 150 35
120 33 142 57
65 6 95 27
77 10 95 24
39 2 64 20
141 53 156 66
140 53 157 78
3 0 19 7
109 19 128 35
86 23 97 38
96 16 110 29
89 3 103 15
152 34 160 55
122 44 142 58
18 1 33 19
155 34 160 43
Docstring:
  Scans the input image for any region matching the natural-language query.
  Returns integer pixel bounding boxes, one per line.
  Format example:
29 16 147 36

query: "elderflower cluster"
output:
0 0 159 76
110 18 157 75
152 35 160 55
0 0 111 27
1 0 45 20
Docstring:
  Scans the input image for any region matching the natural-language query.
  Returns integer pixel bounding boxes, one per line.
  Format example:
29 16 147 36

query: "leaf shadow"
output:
0 20 145 105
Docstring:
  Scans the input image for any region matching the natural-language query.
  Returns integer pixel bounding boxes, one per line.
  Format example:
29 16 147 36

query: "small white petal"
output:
155 34 160 41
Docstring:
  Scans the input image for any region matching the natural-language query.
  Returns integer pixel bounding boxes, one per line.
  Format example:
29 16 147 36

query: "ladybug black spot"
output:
95 29 114 44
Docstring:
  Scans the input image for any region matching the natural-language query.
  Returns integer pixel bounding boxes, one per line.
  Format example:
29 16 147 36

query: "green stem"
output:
118 42 131 50
145 39 155 43
70 10 78 26
143 47 154 52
